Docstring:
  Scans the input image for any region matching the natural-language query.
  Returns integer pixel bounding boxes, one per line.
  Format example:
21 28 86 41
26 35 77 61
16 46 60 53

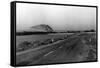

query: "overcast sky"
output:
16 3 96 32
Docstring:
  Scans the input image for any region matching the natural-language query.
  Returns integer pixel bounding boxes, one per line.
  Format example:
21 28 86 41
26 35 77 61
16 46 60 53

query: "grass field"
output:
16 33 71 52
16 32 97 65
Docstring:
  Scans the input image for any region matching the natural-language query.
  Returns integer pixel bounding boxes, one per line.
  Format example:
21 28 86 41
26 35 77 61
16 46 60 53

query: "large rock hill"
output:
31 24 53 32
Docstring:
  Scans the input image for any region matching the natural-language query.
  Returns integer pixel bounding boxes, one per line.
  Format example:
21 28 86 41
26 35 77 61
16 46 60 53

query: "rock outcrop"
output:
31 24 53 32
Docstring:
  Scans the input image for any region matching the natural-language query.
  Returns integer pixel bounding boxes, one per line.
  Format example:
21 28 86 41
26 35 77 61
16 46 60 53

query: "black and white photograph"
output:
14 2 97 66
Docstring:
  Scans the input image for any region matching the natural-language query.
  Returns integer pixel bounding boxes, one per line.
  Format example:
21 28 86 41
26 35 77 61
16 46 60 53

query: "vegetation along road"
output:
16 32 97 66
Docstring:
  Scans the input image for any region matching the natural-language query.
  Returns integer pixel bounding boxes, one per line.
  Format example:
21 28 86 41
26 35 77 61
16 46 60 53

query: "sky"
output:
16 3 96 32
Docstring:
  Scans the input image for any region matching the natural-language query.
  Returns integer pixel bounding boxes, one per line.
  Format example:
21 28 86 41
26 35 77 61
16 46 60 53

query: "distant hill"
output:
31 24 54 32
16 24 55 35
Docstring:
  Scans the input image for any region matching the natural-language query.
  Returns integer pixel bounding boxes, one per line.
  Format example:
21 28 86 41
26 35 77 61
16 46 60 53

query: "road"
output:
16 33 91 66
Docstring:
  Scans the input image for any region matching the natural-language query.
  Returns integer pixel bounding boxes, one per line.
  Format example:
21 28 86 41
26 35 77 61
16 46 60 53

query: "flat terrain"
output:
16 33 69 46
16 32 97 66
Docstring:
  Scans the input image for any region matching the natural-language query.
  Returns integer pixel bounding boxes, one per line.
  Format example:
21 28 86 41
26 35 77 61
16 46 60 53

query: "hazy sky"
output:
16 3 96 32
